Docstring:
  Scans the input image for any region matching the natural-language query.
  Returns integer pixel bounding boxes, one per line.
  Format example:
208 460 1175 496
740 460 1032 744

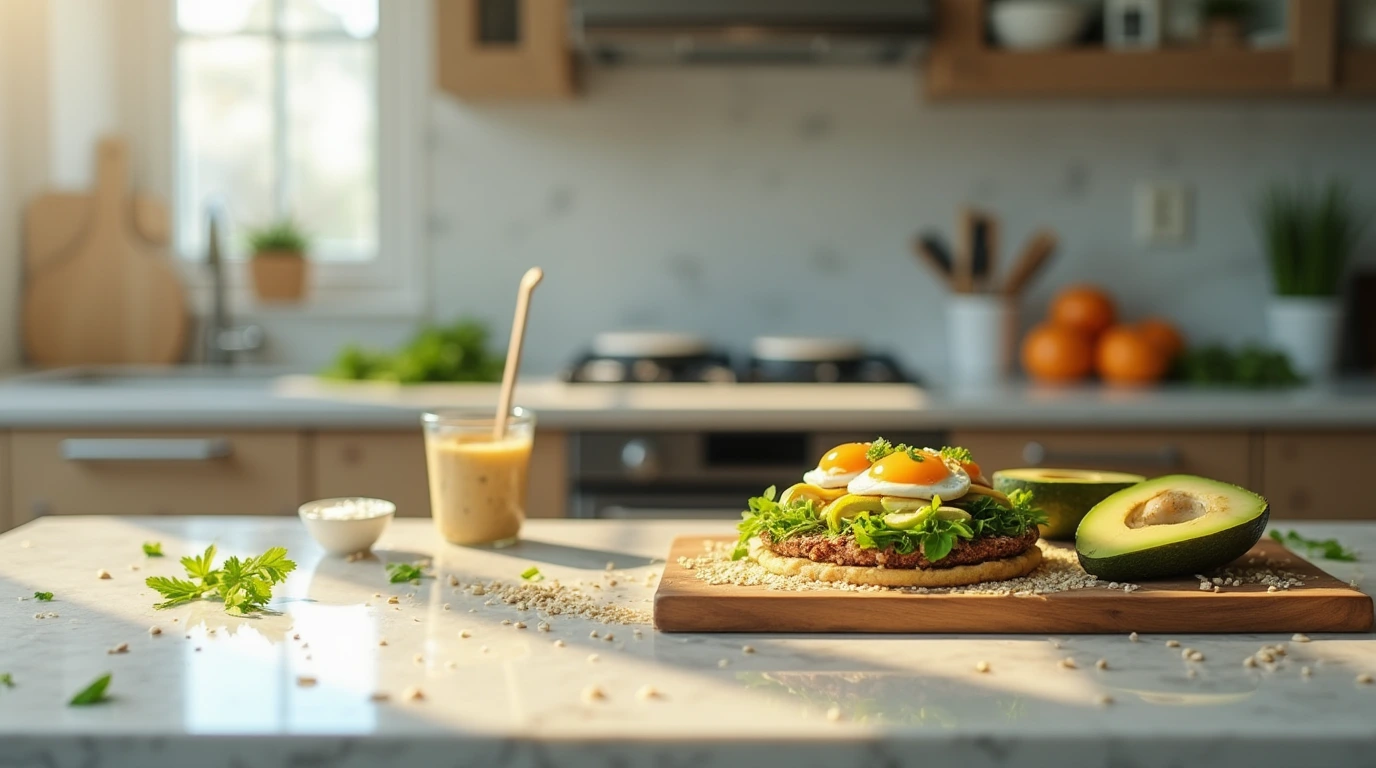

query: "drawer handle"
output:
1022 441 1181 469
61 438 233 462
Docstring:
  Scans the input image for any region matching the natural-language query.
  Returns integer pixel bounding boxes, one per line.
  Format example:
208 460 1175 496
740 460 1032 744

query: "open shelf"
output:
925 0 1356 100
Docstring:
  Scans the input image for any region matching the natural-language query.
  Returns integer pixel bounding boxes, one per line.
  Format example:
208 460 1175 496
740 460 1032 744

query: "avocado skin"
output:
1076 504 1270 582
993 470 1143 541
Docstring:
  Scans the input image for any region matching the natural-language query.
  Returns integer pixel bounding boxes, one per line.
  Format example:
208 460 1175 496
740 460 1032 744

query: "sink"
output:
1 366 302 389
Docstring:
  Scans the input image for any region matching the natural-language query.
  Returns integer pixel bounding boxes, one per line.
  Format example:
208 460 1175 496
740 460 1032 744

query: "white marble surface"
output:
2 516 1375 768
1 370 1376 429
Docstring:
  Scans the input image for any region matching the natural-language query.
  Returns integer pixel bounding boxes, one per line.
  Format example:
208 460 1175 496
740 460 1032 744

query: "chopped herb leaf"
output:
1269 530 1358 562
68 673 112 706
386 563 427 584
0 673 13 688
33 591 53 602
142 541 164 557
939 446 974 464
901 445 927 462
146 544 294 614
520 566 544 582
865 438 895 463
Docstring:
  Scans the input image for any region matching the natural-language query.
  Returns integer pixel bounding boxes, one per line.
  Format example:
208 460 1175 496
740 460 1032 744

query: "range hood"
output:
572 0 936 66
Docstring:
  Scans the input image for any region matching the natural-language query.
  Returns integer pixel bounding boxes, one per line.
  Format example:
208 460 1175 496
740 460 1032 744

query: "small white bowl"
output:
299 497 396 556
991 0 1089 50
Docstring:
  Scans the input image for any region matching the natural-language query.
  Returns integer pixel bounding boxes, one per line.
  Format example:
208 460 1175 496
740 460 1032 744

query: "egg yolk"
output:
818 442 871 474
868 452 952 485
960 460 982 479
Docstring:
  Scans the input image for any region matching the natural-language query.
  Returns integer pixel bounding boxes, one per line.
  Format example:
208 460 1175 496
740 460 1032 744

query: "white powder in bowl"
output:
301 497 395 521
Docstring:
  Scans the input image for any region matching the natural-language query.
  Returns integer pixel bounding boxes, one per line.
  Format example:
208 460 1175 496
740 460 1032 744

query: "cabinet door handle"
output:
61 438 233 462
1022 441 1181 469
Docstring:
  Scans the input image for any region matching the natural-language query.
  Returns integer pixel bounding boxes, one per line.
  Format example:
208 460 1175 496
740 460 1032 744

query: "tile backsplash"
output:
271 67 1376 383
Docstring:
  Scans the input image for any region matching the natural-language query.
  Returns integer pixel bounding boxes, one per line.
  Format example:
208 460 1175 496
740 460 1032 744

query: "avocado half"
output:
1075 474 1269 582
992 468 1145 541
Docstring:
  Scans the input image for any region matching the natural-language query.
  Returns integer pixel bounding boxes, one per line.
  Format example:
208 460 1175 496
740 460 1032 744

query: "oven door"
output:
572 491 748 519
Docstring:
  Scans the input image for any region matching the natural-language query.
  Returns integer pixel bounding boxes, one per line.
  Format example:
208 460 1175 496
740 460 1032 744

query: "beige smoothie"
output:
423 409 534 547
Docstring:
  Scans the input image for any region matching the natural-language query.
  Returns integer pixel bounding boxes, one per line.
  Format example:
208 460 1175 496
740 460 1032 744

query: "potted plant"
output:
246 219 310 302
1257 180 1365 380
1200 0 1249 47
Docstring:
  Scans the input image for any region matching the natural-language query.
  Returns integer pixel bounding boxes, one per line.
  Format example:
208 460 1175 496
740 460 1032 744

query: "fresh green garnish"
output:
146 544 297 614
520 566 544 581
142 541 164 557
0 673 13 688
33 591 53 602
865 438 895 462
1174 344 1303 388
939 446 973 464
733 486 1045 564
386 562 428 584
1270 530 1358 562
866 437 929 463
68 673 112 706
321 319 505 383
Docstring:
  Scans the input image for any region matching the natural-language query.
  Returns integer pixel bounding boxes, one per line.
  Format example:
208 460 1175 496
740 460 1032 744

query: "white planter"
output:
1267 297 1341 380
947 295 1016 387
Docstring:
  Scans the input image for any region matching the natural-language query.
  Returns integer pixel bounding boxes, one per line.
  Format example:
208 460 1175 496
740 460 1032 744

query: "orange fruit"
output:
1049 285 1117 339
1136 317 1185 361
1095 326 1169 386
1021 323 1094 384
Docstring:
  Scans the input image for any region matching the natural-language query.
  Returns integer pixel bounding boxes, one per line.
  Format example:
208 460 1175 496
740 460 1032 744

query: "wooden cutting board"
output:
22 138 187 366
654 537 1373 634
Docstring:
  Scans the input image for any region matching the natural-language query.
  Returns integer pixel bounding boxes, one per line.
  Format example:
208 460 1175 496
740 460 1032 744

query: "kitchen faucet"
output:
203 208 264 365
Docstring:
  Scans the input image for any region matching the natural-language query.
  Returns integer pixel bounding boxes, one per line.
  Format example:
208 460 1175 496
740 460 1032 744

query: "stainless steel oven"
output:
569 430 946 519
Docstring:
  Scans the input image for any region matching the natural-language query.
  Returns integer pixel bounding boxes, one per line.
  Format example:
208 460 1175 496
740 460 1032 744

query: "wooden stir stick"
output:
493 267 544 440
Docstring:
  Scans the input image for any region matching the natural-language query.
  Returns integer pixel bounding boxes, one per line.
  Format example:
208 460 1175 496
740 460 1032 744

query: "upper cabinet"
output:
436 0 575 100
925 0 1376 99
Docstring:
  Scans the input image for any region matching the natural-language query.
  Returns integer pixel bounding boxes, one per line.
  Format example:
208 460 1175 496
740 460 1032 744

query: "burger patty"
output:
759 526 1039 570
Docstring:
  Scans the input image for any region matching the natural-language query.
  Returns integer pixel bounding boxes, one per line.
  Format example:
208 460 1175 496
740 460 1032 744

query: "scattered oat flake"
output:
387 596 399 605
588 653 600 663
1096 659 1109 670
97 570 111 580
717 659 730 668
514 621 527 629
826 706 842 722
1059 657 1077 669
297 676 317 688
403 686 424 701
1358 673 1374 685
975 661 990 673
582 685 607 703
107 643 129 655
742 645 756 654
636 685 661 701
1166 640 1181 648
554 639 565 648
1129 632 1139 642
443 603 451 611
1096 694 1114 706
149 626 162 636
538 621 551 632
370 692 390 702
1301 666 1313 677
1292 633 1311 643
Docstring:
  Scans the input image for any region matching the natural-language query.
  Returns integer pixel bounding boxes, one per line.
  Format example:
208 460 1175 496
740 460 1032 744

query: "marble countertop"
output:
1 369 1376 429
2 516 1374 768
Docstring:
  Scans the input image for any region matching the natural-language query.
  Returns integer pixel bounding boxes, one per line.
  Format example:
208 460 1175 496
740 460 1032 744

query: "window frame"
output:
142 0 427 317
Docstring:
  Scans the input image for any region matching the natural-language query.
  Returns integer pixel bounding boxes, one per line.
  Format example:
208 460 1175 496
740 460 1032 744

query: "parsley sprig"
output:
146 544 296 614
386 562 428 584
733 486 1044 564
866 437 927 463
0 673 13 688
939 446 973 464
1270 530 1358 562
142 541 164 557
34 591 53 602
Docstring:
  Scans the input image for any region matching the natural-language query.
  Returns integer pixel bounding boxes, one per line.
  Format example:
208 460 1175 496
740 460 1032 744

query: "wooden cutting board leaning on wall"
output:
22 138 188 366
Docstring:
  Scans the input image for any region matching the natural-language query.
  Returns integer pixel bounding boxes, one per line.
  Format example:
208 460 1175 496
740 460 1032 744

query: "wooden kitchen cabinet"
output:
0 432 10 532
1260 432 1376 519
310 430 569 519
950 430 1255 488
10 431 305 524
436 0 573 100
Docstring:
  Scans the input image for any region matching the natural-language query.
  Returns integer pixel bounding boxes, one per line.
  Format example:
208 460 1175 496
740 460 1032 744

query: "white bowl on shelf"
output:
299 497 396 556
991 0 1090 50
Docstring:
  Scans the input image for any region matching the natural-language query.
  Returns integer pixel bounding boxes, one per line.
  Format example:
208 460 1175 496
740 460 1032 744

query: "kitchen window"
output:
161 0 426 312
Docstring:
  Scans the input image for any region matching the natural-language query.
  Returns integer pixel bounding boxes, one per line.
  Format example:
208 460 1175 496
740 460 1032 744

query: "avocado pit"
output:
1125 490 1212 529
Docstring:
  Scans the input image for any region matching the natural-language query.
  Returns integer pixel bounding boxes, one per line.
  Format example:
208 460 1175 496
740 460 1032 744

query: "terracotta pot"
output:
1203 17 1245 48
250 250 309 302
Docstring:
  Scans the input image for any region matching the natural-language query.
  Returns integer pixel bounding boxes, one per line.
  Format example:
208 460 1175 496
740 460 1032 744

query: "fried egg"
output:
801 442 871 489
847 450 970 500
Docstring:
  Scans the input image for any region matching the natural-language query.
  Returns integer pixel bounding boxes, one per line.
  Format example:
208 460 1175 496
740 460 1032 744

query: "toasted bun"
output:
750 539 1043 588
